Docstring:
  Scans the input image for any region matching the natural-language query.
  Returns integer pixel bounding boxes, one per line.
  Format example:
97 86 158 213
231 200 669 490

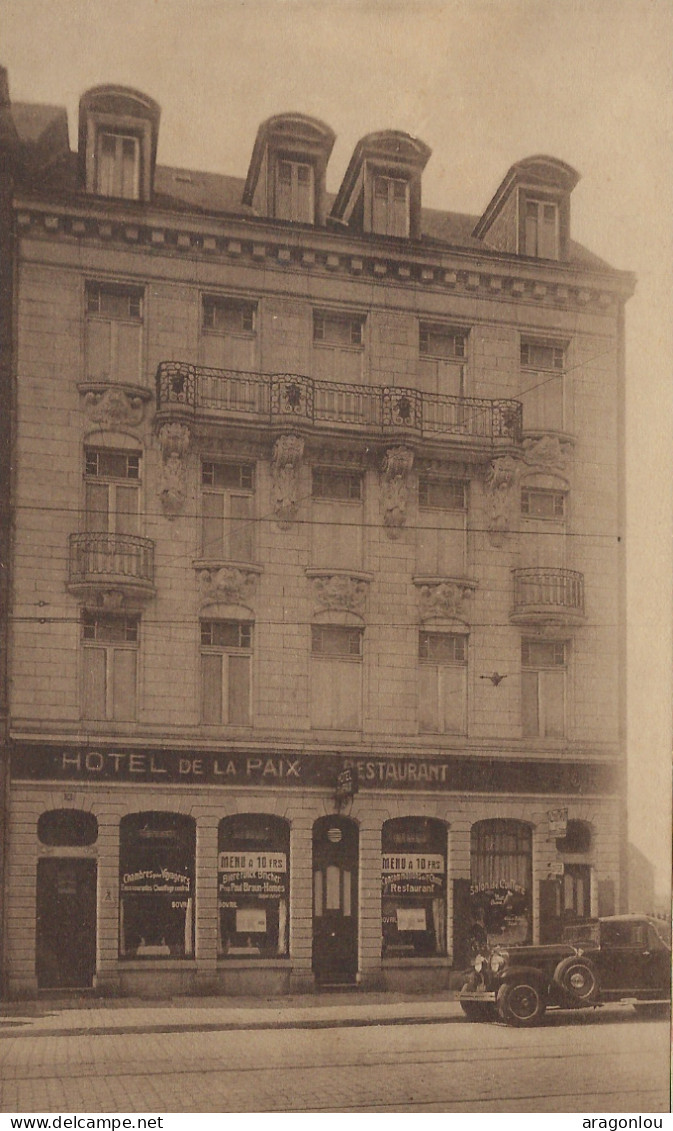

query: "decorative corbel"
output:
380 446 414 537
484 453 521 545
271 433 304 528
415 579 475 622
197 566 259 608
158 422 191 517
309 572 369 616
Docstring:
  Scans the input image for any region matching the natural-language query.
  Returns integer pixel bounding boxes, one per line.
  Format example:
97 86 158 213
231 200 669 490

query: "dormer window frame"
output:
272 152 316 225
84 110 153 201
516 185 567 261
364 161 412 238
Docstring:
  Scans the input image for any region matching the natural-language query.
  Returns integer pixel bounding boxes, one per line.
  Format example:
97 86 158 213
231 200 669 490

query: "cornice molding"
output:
14 197 635 310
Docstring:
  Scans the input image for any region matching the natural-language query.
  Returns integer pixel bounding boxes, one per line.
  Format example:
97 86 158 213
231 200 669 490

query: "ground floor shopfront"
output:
4 742 623 999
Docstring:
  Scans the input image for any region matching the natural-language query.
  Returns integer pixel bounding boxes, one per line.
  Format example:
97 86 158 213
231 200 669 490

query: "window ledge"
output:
119 959 197 968
217 957 291 967
412 575 477 590
305 568 374 582
77 381 152 401
521 429 576 447
193 560 263 573
382 957 451 968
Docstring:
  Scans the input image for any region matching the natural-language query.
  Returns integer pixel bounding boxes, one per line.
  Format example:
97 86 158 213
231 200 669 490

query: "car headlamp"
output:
490 951 507 973
474 955 484 972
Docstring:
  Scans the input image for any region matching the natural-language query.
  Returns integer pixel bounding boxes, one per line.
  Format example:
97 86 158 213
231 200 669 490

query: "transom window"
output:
85 450 139 480
313 312 364 348
96 131 140 199
521 341 564 370
522 640 565 668
312 468 362 502
202 297 255 334
311 625 363 657
87 284 142 320
202 462 254 490
419 325 466 359
521 488 565 519
419 632 466 663
82 613 138 643
201 621 252 649
418 477 466 510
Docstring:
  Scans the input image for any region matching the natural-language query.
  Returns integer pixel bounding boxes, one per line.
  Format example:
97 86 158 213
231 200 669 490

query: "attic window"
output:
371 175 409 237
274 159 314 223
521 197 559 260
96 131 140 199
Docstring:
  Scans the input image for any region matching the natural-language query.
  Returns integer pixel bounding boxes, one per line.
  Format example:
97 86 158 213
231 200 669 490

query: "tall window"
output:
418 323 466 399
84 449 140 535
275 158 314 223
81 613 138 721
371 174 409 237
201 461 255 561
418 631 467 734
119 813 195 959
218 815 290 957
200 621 252 726
521 484 567 570
201 296 257 372
312 311 365 382
522 197 559 259
382 817 446 957
311 467 363 569
519 339 565 432
96 132 140 199
311 624 363 730
521 639 566 737
416 477 467 576
85 283 143 383
471 820 533 946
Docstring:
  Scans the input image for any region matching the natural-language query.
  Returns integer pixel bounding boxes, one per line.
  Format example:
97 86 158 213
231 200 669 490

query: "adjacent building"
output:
0 74 634 998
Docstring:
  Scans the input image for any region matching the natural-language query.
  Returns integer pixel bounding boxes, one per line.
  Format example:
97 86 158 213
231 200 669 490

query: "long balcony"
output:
67 533 156 602
510 567 585 625
155 362 522 450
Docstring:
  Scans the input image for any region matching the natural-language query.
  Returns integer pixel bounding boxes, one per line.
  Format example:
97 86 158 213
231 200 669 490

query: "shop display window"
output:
381 817 447 958
119 812 195 959
470 820 532 947
218 814 289 958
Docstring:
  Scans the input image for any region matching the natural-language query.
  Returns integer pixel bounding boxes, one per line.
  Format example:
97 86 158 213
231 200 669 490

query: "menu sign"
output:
382 853 445 897
218 849 287 903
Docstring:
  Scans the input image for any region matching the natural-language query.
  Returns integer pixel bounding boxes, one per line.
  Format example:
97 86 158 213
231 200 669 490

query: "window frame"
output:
419 324 466 361
202 296 257 337
418 477 467 512
312 467 363 503
217 814 290 958
520 194 560 260
95 130 141 200
521 638 567 738
200 460 256 562
80 612 139 722
200 619 253 727
83 447 141 536
273 155 315 224
381 816 447 958
312 311 365 350
118 812 196 960
370 171 410 237
418 631 468 735
521 487 566 521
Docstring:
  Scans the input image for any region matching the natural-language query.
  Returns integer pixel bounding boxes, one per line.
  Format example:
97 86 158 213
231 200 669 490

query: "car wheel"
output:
496 980 546 1027
634 1002 671 1019
552 956 599 1003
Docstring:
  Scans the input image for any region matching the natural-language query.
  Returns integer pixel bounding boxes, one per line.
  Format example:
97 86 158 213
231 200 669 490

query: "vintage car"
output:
459 914 671 1027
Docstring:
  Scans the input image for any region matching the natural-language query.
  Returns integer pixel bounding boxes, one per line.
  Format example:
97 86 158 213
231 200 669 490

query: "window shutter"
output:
116 321 142 382
201 652 223 724
442 665 466 734
311 657 334 728
418 664 439 733
228 494 253 561
85 483 110 533
115 485 139 536
85 319 113 379
542 669 565 737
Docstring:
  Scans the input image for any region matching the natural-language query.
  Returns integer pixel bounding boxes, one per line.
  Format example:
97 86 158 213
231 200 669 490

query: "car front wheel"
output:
496 980 546 1026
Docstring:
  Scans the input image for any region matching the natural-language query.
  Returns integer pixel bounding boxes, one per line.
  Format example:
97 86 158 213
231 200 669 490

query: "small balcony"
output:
511 568 585 625
67 533 156 602
155 362 522 452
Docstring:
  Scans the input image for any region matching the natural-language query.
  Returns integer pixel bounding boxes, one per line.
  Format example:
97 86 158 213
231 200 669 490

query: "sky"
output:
3 0 672 895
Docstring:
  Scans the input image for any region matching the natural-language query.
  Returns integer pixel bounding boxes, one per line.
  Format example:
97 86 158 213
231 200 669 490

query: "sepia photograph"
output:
0 0 671 1120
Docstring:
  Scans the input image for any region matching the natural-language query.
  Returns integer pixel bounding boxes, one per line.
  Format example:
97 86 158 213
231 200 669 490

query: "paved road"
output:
0 1007 669 1114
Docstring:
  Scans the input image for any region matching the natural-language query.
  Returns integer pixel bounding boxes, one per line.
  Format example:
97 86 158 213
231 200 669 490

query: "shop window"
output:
201 296 257 372
38 809 98 847
201 461 255 561
274 158 314 223
382 817 446 958
312 311 365 383
200 620 252 726
418 632 467 734
311 468 363 570
84 448 140 535
310 624 363 730
521 639 566 737
416 477 467 576
522 197 559 259
218 814 289 957
119 812 195 959
85 283 143 383
519 338 565 432
556 819 592 854
81 612 138 722
96 131 140 199
470 820 532 947
371 174 409 237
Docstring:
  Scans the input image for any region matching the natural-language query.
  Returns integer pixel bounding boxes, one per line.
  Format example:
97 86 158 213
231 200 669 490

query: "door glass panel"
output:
314 869 323 916
342 870 351 917
325 864 341 910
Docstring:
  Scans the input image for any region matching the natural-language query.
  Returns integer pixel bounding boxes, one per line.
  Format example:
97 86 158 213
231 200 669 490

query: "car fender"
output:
498 964 550 991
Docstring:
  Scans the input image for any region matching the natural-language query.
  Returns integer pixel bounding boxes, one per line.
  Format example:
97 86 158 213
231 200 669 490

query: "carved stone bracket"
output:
413 576 476 622
271 433 304 528
157 422 192 517
197 565 261 608
522 434 572 474
307 570 372 616
484 453 521 545
380 446 414 537
78 382 151 428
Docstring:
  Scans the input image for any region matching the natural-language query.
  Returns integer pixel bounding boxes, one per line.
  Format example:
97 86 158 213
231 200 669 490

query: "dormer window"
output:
97 131 140 199
275 159 314 223
371 174 409 237
522 197 559 259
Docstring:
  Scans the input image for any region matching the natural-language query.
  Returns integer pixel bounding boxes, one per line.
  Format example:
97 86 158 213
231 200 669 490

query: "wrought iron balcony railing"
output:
511 567 585 623
68 533 155 596
156 362 522 444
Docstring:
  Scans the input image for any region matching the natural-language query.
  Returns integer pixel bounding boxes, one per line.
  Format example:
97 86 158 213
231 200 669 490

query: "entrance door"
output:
312 817 358 985
36 858 97 989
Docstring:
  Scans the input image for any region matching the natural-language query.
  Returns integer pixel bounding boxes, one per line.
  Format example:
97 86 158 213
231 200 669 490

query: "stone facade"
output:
0 80 632 998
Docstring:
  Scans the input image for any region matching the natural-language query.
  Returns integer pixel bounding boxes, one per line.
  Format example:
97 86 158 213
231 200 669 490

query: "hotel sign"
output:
11 743 618 796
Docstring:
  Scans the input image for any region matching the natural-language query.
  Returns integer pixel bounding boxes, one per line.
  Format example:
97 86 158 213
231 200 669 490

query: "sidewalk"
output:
0 989 464 1039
